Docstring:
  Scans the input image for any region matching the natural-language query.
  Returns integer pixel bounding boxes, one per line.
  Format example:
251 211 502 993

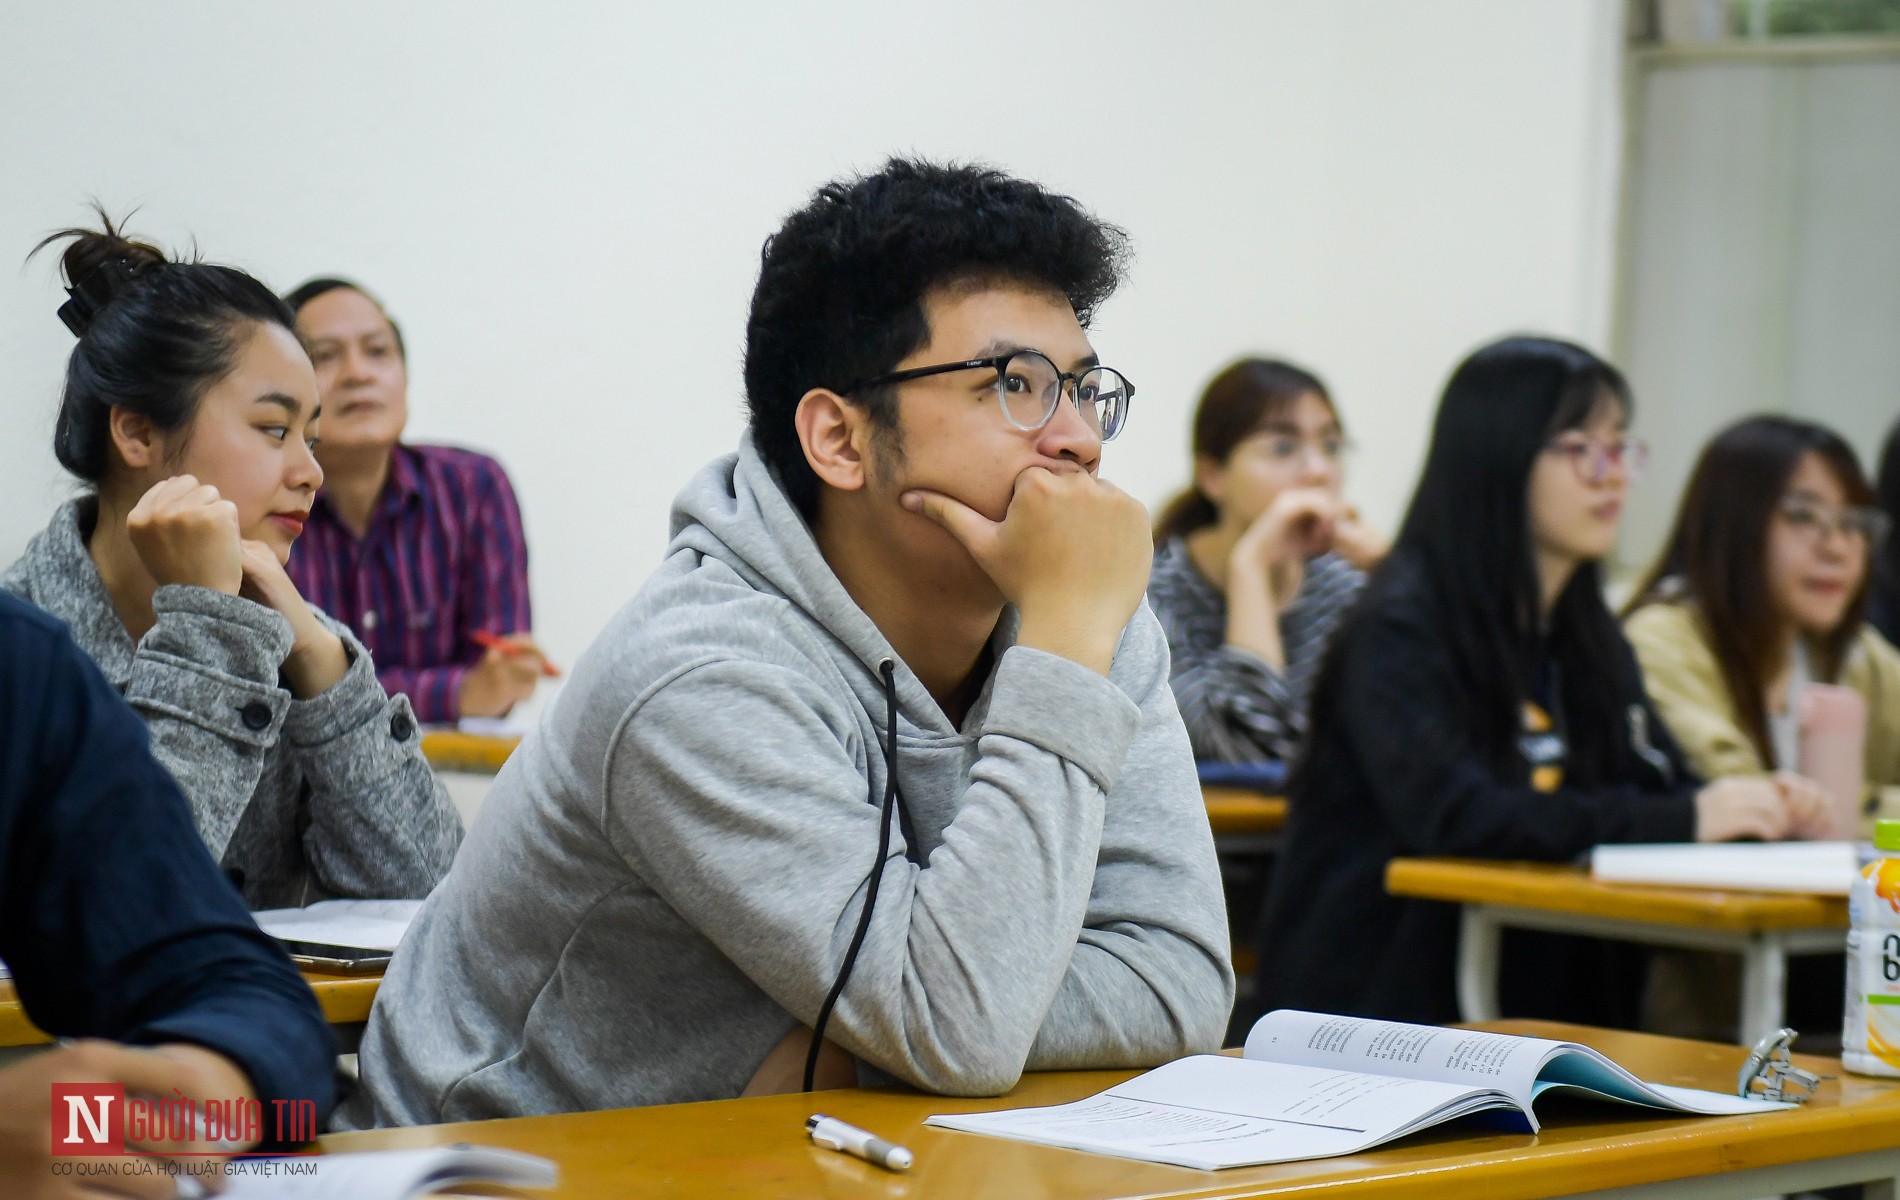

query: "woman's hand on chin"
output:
126 475 244 595
240 539 349 697
1230 487 1344 611
1234 488 1343 575
1331 508 1389 572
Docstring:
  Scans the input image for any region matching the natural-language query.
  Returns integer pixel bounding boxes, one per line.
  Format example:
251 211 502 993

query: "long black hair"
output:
1306 335 1641 783
32 210 298 485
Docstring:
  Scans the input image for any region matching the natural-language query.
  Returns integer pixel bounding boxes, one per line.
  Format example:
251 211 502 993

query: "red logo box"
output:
51 1084 125 1156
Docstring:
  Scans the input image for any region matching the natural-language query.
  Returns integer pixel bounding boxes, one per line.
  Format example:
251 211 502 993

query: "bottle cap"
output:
1875 819 1900 853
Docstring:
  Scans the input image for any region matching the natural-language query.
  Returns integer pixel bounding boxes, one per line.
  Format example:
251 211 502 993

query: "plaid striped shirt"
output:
286 444 532 724
1147 536 1363 765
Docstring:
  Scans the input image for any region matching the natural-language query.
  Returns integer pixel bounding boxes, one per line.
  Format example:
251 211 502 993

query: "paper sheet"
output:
251 900 423 952
1590 841 1859 894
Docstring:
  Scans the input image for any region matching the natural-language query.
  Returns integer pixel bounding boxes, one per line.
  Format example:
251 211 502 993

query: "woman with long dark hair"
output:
1148 359 1384 764
1256 336 1817 1025
2 216 462 907
1624 416 1900 833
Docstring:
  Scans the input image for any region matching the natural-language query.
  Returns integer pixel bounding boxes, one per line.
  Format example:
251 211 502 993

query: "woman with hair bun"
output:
2 215 461 907
1147 358 1384 766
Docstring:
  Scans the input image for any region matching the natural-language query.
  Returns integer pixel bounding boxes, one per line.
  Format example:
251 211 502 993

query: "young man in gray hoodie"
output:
343 158 1234 1127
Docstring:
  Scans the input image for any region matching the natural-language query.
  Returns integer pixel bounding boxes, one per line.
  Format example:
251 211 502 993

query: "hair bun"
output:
32 209 168 337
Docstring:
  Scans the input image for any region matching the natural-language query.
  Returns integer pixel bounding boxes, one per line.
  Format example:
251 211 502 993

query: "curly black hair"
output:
742 158 1131 520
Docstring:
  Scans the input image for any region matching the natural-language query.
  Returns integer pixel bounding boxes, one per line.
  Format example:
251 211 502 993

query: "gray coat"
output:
2 500 463 908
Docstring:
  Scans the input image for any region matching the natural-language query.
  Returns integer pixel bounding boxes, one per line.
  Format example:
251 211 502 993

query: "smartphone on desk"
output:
276 939 393 973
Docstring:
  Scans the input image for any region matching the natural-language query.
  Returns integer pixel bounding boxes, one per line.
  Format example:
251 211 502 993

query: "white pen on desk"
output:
807 1113 913 1172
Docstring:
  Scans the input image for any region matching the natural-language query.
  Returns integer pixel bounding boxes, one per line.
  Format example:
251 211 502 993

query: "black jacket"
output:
1257 556 1699 1024
0 592 335 1128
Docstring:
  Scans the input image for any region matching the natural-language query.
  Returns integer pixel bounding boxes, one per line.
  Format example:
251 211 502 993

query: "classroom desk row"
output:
322 1021 1900 1199
3 785 1886 1194
1385 859 1850 1045
9 974 1900 1195
0 859 1844 1060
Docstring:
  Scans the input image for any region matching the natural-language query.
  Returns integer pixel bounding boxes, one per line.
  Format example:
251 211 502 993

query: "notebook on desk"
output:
926 1010 1790 1170
1589 841 1861 895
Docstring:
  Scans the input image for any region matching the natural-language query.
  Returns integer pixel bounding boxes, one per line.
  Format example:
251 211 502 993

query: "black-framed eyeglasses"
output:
842 348 1134 441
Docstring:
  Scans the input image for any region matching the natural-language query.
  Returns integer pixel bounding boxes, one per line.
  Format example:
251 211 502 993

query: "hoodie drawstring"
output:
805 658 905 1091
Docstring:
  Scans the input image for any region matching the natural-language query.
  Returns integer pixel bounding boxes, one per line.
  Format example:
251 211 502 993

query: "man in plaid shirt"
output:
285 278 542 723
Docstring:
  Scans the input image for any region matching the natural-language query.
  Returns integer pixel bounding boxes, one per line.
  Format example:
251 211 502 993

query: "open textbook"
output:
216 1146 554 1200
925 1010 1793 1171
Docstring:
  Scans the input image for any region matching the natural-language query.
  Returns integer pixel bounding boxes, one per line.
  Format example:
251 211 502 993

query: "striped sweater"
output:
1147 536 1364 765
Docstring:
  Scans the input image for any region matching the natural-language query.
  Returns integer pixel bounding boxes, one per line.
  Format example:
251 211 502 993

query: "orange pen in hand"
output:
471 630 561 677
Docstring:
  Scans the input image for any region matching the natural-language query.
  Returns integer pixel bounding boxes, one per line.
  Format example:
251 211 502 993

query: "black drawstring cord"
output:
804 658 901 1092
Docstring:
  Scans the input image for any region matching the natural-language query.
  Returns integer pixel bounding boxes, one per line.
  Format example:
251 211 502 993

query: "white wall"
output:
1616 48 1900 564
0 1 1624 664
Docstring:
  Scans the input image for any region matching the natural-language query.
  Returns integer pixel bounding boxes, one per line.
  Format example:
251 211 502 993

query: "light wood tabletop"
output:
321 1021 1899 1199
1385 858 1849 933
1203 786 1287 838
0 969 382 1049
420 729 522 773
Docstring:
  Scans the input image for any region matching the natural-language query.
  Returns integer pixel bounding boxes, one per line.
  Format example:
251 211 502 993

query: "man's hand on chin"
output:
902 466 1152 676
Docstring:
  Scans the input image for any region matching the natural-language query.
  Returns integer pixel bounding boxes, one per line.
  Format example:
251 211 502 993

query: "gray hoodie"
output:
342 440 1233 1126
2 499 462 908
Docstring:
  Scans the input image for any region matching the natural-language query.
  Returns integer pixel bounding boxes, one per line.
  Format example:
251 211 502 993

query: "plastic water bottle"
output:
1844 818 1900 1077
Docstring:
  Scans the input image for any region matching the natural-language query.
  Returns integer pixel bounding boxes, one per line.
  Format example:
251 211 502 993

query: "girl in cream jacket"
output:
1625 415 1900 835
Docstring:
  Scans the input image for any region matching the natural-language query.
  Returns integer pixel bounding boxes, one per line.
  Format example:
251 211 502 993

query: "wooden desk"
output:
1203 786 1286 839
1385 859 1850 1044
0 969 382 1050
420 729 521 773
323 1021 1900 1199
